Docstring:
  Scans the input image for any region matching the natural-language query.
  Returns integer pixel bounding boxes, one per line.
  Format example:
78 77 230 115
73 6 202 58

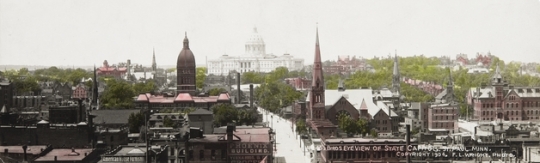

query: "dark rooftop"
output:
91 110 140 125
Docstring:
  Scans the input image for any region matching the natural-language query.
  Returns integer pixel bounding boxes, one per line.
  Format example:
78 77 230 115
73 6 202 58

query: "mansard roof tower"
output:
309 25 326 121
176 32 197 95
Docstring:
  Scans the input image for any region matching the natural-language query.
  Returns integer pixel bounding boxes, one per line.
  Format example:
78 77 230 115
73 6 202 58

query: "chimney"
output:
474 126 477 135
22 145 28 161
249 84 254 108
4 148 7 154
226 123 236 142
54 156 57 161
406 124 411 163
237 73 241 103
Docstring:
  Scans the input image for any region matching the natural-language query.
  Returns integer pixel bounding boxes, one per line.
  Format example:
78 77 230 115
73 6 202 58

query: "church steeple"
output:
312 24 323 88
152 47 157 72
392 50 400 94
309 24 326 120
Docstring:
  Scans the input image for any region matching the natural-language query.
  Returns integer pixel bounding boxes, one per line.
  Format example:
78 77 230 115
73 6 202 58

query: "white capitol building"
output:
207 27 304 76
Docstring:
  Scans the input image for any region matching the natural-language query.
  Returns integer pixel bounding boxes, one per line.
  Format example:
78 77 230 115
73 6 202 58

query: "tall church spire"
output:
312 23 323 87
392 50 400 94
309 24 326 121
152 47 157 71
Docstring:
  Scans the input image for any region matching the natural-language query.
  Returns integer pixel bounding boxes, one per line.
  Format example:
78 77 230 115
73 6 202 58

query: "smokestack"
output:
250 84 254 108
406 124 411 163
92 65 98 106
237 73 241 104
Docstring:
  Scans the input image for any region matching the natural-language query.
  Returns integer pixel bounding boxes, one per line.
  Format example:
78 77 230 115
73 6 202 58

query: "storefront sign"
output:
229 143 272 155
101 156 145 162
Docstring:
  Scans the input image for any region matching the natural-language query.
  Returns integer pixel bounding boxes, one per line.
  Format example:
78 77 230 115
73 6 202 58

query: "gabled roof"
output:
188 108 213 115
217 93 230 101
136 94 148 101
175 93 193 101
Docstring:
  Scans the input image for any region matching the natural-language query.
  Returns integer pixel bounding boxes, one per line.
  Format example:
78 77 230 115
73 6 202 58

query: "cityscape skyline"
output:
1 0 540 67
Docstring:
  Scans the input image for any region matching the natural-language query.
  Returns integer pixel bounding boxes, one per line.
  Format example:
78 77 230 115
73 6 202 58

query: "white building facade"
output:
207 27 304 75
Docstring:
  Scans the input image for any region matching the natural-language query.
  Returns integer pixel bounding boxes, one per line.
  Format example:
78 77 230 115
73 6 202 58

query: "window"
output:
199 150 204 160
211 150 216 160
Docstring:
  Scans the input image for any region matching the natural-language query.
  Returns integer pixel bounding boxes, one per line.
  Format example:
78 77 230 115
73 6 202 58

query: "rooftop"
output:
0 145 48 155
34 148 93 162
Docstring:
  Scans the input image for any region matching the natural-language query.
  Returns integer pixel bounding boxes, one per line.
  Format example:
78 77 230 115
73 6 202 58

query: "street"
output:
259 107 312 163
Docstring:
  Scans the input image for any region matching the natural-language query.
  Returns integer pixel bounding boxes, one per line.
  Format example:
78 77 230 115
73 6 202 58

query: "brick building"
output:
284 77 311 91
187 125 274 163
134 92 231 111
97 60 128 79
467 64 540 121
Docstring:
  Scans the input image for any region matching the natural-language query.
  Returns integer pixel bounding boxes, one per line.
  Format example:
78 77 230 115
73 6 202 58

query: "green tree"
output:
237 109 258 125
337 114 356 136
370 129 378 138
211 103 239 127
163 117 177 128
196 67 207 89
295 118 308 134
128 112 145 133
100 79 136 109
241 71 265 84
356 119 369 136
133 81 156 94
208 88 226 96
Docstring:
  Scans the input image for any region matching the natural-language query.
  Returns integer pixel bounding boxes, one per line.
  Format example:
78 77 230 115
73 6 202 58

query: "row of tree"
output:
2 67 92 94
100 79 156 109
211 103 258 127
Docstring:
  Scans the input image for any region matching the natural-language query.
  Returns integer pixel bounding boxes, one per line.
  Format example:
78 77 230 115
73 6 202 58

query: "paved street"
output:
259 107 312 163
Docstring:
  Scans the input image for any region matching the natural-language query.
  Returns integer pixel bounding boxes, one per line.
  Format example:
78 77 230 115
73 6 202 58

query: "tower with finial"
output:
392 50 400 95
309 23 326 120
176 32 197 95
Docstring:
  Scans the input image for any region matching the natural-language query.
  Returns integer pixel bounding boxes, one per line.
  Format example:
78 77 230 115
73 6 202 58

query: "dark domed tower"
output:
177 32 197 95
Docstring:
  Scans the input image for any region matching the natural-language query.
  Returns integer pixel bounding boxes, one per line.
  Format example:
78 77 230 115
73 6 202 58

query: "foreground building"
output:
207 27 304 75
187 125 274 163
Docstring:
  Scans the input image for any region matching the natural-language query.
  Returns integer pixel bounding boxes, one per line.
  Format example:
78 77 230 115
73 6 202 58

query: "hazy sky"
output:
1 0 540 67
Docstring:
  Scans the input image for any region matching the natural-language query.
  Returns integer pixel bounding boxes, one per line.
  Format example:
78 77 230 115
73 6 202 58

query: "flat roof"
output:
0 145 48 155
34 148 93 162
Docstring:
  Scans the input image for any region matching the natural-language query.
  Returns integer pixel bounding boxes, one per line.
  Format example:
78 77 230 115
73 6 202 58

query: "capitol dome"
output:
245 27 266 56
177 34 195 68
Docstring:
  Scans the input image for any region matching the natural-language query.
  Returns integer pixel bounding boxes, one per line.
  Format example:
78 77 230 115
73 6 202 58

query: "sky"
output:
1 0 540 67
